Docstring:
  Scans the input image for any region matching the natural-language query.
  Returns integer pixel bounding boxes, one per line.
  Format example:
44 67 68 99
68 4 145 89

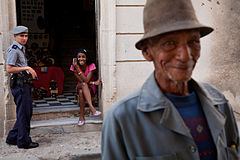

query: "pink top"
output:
70 63 97 95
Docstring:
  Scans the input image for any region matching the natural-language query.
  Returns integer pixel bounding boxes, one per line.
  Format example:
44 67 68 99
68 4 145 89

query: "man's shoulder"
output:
197 82 227 102
6 43 19 54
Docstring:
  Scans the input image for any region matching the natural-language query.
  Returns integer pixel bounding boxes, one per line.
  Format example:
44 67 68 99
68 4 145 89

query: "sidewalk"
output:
0 131 101 160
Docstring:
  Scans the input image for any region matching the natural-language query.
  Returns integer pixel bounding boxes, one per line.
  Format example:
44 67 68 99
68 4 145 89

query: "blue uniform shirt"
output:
5 41 27 67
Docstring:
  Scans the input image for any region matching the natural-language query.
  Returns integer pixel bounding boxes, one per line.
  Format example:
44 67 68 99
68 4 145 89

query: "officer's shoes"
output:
6 139 17 145
18 142 39 149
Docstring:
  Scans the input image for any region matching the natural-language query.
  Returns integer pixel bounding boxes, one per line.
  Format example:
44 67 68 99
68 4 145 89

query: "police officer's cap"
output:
12 26 28 35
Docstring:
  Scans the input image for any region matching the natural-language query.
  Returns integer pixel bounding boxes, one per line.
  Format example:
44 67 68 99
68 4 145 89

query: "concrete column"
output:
0 0 17 138
0 2 4 137
99 0 117 115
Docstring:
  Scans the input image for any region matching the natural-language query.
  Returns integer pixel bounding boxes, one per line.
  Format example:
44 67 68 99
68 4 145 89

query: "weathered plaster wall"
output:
192 0 240 116
115 1 153 100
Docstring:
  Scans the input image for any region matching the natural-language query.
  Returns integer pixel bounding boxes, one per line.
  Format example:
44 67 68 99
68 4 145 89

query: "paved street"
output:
0 131 101 160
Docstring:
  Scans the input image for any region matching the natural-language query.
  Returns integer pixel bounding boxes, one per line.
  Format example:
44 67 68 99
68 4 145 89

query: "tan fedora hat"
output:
135 0 213 50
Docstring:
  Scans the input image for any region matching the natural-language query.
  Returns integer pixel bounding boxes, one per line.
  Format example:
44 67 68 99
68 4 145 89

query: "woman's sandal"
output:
77 120 85 126
92 111 101 116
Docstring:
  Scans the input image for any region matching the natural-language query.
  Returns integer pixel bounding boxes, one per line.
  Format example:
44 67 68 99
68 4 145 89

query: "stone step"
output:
32 105 79 121
32 105 99 121
31 117 102 137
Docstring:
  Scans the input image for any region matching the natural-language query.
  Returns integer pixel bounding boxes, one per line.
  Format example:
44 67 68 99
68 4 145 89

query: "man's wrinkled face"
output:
144 30 201 83
14 33 28 45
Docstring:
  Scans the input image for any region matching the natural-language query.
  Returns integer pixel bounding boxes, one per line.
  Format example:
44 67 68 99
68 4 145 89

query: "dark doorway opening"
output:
16 0 98 110
15 0 98 106
44 0 97 93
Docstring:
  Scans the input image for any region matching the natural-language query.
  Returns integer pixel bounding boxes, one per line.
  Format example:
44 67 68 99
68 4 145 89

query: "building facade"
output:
0 0 239 137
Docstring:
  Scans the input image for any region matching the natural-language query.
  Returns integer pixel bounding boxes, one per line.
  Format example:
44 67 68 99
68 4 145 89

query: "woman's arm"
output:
73 64 93 83
73 72 83 83
89 78 101 85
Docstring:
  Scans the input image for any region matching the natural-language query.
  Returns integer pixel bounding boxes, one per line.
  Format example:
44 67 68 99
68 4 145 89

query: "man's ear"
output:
142 44 153 61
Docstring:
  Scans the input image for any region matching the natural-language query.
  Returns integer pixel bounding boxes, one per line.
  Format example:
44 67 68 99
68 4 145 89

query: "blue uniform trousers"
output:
6 84 33 147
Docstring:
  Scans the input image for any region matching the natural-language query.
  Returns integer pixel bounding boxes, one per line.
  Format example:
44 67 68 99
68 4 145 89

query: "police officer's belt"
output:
10 72 31 88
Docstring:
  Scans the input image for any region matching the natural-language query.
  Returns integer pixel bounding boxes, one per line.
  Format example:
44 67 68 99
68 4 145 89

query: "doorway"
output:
15 0 99 106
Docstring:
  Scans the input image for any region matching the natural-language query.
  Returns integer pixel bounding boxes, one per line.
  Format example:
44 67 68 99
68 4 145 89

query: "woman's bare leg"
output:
81 83 97 114
78 89 85 121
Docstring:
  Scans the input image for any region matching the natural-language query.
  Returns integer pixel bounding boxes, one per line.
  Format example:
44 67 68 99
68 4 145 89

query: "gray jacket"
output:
102 73 239 160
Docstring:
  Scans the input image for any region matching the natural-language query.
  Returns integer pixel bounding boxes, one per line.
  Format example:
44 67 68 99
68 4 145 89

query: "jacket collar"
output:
137 72 192 137
137 72 171 112
191 80 227 144
191 80 227 105
137 72 226 141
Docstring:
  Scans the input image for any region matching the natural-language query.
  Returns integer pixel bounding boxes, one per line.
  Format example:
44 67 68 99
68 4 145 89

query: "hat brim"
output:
135 22 213 50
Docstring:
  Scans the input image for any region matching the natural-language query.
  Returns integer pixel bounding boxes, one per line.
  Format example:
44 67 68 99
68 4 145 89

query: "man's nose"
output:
176 45 192 62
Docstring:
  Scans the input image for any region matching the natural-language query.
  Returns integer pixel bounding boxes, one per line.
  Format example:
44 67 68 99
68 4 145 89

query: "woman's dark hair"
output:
73 48 94 66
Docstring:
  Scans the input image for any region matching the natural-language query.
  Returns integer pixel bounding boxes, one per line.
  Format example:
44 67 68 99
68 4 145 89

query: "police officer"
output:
5 26 39 149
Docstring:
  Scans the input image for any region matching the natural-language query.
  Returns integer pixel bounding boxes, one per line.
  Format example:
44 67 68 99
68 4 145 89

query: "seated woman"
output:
70 48 101 126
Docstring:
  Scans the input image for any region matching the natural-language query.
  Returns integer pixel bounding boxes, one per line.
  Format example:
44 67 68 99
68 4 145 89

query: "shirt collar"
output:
13 40 24 50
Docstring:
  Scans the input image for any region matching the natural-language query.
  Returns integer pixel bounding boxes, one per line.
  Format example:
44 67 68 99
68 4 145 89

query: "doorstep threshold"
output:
31 117 102 128
33 105 79 113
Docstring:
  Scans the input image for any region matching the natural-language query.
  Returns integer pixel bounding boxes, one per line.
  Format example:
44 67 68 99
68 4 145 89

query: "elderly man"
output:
5 26 39 149
101 0 239 159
